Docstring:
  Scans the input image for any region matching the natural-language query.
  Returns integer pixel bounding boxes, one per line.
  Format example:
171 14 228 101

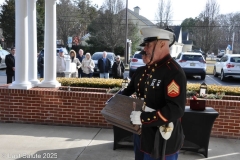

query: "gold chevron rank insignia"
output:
167 80 180 97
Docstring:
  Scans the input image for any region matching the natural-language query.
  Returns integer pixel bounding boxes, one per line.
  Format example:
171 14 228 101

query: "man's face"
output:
59 51 64 57
143 40 165 65
103 52 107 58
79 50 83 56
142 53 151 64
11 49 15 55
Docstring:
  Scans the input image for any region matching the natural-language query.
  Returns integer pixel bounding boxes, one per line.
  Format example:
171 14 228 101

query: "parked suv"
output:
176 52 207 80
213 54 240 81
91 52 116 75
129 51 145 78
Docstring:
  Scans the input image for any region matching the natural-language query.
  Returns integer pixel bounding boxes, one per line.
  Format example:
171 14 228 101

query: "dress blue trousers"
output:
143 152 179 160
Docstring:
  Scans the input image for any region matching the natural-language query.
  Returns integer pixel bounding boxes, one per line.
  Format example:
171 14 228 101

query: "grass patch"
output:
207 66 214 75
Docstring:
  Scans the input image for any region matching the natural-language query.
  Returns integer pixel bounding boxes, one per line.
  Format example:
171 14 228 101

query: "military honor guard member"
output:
130 27 187 160
122 51 152 160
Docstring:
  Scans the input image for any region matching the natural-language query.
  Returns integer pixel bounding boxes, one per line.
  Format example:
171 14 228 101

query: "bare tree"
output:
155 0 173 28
87 0 140 52
57 0 77 45
57 0 98 45
217 13 240 53
193 0 220 53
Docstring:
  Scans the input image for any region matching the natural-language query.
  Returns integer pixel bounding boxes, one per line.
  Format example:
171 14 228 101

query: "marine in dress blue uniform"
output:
130 27 187 160
122 51 152 160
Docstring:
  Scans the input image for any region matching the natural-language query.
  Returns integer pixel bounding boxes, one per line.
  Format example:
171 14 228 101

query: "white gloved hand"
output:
130 111 142 125
144 107 156 112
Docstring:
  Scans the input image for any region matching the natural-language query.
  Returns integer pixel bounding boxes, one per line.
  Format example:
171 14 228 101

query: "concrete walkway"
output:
0 123 239 160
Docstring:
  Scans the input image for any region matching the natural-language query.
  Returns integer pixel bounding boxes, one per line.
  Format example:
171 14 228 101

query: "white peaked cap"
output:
139 27 175 47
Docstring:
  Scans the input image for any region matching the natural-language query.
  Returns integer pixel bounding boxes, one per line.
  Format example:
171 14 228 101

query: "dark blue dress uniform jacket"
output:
122 65 150 97
140 54 186 157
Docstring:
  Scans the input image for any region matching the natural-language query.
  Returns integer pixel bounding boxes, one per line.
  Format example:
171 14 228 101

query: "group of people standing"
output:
6 47 125 83
56 48 95 78
56 49 125 79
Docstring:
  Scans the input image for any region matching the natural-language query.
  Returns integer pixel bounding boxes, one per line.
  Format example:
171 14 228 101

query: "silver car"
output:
176 52 207 80
0 49 11 69
214 54 240 81
129 51 145 78
91 52 116 75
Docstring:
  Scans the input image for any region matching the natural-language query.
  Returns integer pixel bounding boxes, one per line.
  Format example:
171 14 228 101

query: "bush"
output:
42 78 240 96
56 77 122 88
187 83 240 96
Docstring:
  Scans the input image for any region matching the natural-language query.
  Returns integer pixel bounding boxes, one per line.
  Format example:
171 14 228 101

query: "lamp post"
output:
200 82 207 96
68 36 72 52
124 0 128 66
122 77 130 88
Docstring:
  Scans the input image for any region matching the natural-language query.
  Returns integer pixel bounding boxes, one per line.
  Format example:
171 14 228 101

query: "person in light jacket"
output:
69 50 81 78
56 48 66 77
82 52 95 78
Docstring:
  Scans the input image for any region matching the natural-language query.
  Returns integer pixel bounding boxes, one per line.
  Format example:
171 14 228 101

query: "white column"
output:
9 0 32 90
39 0 60 88
28 0 40 86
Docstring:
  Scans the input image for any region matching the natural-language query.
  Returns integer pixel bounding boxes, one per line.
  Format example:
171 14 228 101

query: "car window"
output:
134 54 142 59
176 53 181 59
230 57 240 63
220 56 227 62
182 55 203 61
92 53 114 60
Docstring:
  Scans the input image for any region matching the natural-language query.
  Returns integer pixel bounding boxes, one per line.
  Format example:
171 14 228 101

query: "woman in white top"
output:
82 52 95 78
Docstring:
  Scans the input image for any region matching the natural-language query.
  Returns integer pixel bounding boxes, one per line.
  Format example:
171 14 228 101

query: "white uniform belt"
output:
142 105 156 112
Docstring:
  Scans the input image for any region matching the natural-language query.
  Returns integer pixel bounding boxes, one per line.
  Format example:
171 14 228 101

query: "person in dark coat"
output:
76 49 85 78
5 47 15 84
112 55 125 79
97 51 111 79
130 27 187 160
37 53 44 78
121 51 151 160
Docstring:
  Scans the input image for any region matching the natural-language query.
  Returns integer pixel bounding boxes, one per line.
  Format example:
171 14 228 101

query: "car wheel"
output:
201 74 206 80
220 70 226 81
213 67 218 77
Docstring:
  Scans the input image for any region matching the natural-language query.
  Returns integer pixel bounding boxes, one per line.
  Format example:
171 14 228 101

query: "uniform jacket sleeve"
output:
121 67 142 96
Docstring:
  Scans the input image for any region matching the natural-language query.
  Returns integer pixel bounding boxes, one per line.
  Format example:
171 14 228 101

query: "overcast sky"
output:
94 0 240 25
0 0 239 25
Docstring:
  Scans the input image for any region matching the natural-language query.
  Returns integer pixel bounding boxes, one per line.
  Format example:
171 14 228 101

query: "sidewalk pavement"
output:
0 75 6 85
0 123 239 160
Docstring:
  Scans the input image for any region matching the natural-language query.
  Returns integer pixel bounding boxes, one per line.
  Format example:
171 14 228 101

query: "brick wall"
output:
186 98 240 139
0 86 112 128
0 86 240 139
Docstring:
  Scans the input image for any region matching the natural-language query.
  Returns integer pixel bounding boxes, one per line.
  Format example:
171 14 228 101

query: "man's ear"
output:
159 41 166 48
